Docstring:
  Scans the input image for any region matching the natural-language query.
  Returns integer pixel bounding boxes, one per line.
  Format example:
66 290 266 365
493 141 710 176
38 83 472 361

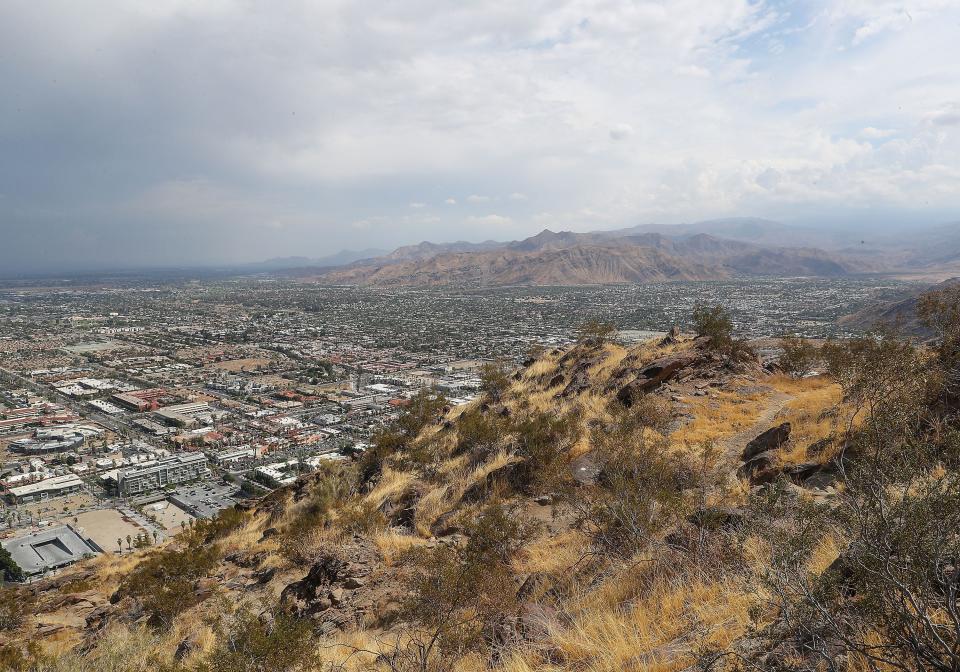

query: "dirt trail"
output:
720 390 793 460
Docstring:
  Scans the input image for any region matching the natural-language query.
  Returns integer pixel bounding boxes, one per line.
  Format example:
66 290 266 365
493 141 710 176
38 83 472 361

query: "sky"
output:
1 0 959 272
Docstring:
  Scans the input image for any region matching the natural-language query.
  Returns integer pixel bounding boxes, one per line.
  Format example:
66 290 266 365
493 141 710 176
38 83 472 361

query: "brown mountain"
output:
321 229 867 286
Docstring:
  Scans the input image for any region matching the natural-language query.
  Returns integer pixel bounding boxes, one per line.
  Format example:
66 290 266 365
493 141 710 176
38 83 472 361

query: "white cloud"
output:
466 214 513 227
509 192 528 201
2 0 960 268
609 124 635 141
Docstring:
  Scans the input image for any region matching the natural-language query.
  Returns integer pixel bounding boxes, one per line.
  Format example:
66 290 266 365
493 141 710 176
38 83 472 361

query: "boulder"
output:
741 423 791 461
617 350 701 406
737 453 777 484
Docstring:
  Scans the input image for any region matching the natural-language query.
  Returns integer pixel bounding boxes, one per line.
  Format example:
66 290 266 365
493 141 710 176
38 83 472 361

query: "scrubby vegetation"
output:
6 294 960 671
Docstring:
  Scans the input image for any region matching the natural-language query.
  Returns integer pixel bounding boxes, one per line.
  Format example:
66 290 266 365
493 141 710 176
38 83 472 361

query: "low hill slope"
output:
1 333 862 672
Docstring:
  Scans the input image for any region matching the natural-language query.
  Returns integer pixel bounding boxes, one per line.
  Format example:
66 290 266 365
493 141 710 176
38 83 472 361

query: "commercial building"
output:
2 524 102 580
117 452 209 496
5 473 84 504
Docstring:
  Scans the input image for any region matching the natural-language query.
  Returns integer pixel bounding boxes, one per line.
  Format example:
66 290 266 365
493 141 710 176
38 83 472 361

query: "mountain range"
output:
286 218 960 286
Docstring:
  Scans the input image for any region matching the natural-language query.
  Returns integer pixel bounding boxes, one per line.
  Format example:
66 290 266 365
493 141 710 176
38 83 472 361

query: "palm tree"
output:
125 534 132 551
180 520 186 532
152 530 158 545
117 538 123 554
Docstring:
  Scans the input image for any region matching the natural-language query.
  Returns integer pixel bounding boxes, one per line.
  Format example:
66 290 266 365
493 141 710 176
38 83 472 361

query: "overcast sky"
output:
1 1 959 272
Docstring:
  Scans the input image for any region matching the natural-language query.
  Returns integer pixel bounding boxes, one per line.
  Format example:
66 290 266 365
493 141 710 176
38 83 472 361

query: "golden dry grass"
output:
671 386 771 446
373 528 428 565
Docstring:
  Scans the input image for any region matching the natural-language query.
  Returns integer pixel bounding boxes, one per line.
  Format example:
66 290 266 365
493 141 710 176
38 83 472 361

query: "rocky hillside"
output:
3 303 960 671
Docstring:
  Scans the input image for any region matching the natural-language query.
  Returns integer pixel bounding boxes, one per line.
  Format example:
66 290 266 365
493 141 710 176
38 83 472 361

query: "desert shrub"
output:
397 503 537 667
116 541 221 627
919 282 960 402
337 497 387 535
195 607 320 672
0 586 30 631
479 360 512 403
509 410 579 494
779 334 819 378
575 319 617 345
573 403 692 558
691 303 754 361
750 304 960 671
453 408 507 465
359 389 447 483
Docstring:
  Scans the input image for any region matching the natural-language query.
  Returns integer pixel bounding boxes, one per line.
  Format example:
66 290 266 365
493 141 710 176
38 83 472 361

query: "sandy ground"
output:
141 499 194 534
16 492 97 522
56 508 148 553
209 357 273 372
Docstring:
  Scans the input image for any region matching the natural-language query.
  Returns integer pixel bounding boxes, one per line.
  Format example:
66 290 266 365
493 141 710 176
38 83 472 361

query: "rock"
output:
460 460 528 502
570 453 601 485
737 453 777 484
617 350 701 406
329 587 346 606
193 577 218 599
547 374 564 388
660 325 682 345
806 437 833 456
254 566 277 585
783 461 821 484
741 423 791 461
430 509 462 537
343 576 366 589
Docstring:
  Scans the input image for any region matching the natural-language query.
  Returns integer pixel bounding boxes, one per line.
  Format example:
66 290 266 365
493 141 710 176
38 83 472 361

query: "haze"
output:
2 1 959 273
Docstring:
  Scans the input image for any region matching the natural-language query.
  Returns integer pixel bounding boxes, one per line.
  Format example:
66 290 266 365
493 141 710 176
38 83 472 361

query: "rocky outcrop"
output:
742 423 791 461
616 350 702 406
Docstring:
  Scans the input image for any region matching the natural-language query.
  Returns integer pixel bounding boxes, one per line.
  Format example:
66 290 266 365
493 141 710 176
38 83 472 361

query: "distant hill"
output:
839 277 960 337
321 227 869 286
253 248 388 270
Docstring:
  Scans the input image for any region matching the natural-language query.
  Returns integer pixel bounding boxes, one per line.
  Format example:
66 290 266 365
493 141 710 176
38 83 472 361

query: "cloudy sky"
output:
2 1 959 272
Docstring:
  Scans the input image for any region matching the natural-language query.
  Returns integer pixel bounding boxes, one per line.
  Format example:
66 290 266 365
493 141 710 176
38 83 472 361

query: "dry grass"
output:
514 530 587 575
672 387 770 446
373 528 428 565
543 575 754 672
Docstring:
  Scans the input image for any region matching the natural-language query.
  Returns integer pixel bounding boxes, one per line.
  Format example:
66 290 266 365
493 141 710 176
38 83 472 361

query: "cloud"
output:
509 192 528 200
1 0 959 271
466 214 513 227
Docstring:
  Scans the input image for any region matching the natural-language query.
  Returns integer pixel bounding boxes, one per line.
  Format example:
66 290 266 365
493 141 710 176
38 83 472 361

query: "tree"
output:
126 534 132 551
0 548 24 583
117 537 123 555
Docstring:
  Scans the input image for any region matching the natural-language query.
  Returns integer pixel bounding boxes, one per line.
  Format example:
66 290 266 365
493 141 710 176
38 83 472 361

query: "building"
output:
2 524 102 580
154 402 211 428
117 452 209 496
5 473 84 504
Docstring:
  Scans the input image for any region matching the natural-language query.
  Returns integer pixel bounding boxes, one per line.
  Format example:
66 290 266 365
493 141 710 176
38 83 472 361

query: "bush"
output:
576 320 617 345
195 607 320 672
116 542 221 627
573 403 691 558
0 586 30 631
691 303 754 362
398 503 537 666
509 411 578 494
479 360 512 403
359 389 447 483
779 334 819 377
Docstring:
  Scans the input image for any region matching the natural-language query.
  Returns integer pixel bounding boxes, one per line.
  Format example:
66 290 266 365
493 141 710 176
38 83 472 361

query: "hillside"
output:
3 287 960 671
321 229 866 286
839 277 960 337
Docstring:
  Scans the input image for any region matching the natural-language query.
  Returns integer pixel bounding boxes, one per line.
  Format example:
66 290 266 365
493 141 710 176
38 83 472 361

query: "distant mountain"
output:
253 248 388 270
320 228 869 286
839 277 960 337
